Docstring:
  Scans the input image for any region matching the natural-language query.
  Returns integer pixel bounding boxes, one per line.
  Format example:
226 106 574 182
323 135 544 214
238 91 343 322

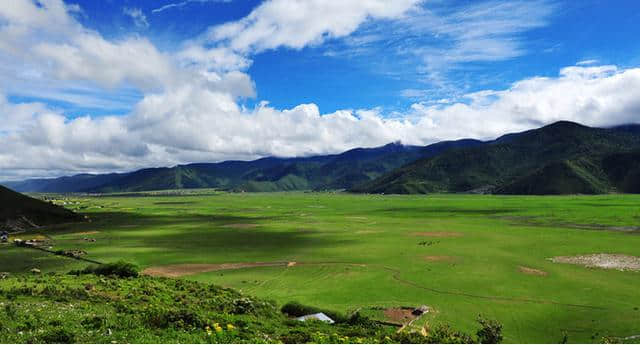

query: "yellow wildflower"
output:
227 324 235 331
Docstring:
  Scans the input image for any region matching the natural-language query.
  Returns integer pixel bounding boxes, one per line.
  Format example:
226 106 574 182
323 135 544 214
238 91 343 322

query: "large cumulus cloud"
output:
0 0 639 180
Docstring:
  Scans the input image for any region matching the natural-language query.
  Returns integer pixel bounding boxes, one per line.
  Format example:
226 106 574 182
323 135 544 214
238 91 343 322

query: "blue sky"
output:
0 0 639 179
35 0 639 114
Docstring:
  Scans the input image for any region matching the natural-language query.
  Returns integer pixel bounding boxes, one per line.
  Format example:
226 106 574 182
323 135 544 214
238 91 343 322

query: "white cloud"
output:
406 65 640 140
1 0 639 181
123 7 149 29
152 0 232 14
208 0 421 53
327 0 557 96
576 59 599 66
2 64 640 180
0 0 177 93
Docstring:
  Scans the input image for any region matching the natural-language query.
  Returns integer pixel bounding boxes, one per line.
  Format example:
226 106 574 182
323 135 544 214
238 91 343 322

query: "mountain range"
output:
352 122 640 194
3 121 639 195
3 139 482 193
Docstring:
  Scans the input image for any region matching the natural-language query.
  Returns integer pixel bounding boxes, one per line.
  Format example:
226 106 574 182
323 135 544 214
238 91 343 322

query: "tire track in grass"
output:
383 266 606 310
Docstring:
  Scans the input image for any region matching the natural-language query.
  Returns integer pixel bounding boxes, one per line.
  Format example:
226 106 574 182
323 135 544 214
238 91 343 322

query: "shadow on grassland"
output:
64 212 357 256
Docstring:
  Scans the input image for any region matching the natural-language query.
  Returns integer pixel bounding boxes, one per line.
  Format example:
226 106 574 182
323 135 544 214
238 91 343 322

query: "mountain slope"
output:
5 140 482 193
352 121 640 195
0 185 82 230
3 173 127 193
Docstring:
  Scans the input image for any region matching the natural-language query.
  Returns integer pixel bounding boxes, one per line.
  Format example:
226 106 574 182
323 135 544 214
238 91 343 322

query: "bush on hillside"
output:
41 328 75 344
476 315 503 344
70 261 139 278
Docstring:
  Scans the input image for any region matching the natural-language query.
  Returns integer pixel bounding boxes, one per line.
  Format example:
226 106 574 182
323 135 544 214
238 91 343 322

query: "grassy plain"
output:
4 192 640 343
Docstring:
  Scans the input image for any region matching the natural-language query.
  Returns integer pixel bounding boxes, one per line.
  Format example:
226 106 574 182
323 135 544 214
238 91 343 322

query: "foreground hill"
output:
352 122 640 195
0 185 82 230
4 140 482 193
0 266 499 344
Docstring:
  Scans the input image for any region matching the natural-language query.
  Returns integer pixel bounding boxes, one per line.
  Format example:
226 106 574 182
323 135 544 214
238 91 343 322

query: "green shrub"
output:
232 297 255 314
41 328 75 344
71 261 139 278
347 311 377 327
81 315 104 329
476 315 503 344
142 307 204 329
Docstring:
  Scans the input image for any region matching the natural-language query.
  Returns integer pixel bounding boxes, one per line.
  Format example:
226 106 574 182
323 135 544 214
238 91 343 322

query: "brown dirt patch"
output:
550 254 640 271
518 266 548 276
142 262 287 278
72 231 100 236
222 223 259 229
412 232 463 238
423 255 457 262
384 308 416 323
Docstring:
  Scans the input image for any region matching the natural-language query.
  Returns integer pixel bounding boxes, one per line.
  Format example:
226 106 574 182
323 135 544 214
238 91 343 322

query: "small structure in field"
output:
295 313 335 324
412 305 430 316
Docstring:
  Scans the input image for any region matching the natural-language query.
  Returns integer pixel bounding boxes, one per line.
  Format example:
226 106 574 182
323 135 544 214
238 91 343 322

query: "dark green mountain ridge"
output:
352 121 640 195
3 140 482 193
3 121 639 195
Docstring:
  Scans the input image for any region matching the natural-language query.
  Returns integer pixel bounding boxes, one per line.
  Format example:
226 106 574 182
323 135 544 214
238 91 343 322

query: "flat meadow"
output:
5 192 640 343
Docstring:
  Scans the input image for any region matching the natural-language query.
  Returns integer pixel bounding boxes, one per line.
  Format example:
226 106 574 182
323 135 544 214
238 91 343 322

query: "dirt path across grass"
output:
518 266 548 276
143 261 367 278
222 223 259 229
411 232 463 237
70 231 100 236
143 262 290 277
383 266 604 310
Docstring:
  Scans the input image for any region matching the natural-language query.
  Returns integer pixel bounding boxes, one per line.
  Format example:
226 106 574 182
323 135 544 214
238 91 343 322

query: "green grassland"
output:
3 192 640 343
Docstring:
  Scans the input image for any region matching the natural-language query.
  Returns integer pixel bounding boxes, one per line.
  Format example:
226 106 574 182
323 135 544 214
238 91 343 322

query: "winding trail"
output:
383 266 606 310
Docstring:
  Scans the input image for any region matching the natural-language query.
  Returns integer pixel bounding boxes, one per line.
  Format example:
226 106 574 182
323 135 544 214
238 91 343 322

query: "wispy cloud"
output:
325 0 558 99
576 59 599 66
152 0 231 14
123 7 149 29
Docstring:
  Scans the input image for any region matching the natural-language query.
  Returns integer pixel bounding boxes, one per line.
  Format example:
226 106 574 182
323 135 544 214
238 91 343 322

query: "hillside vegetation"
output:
352 122 640 194
0 267 500 344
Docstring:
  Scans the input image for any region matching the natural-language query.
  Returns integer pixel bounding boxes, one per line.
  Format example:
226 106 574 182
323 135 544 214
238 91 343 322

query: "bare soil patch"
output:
153 201 195 205
412 232 463 238
423 255 457 262
384 308 417 323
550 254 640 271
142 262 288 278
222 223 259 229
518 266 548 276
72 231 100 236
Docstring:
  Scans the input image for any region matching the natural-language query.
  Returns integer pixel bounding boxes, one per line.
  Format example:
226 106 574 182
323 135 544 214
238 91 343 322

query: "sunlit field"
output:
6 192 640 343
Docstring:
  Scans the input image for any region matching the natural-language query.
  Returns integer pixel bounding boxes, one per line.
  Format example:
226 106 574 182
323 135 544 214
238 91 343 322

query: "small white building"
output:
295 313 335 324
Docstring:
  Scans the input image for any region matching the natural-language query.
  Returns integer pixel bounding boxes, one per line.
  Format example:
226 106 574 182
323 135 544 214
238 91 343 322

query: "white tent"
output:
295 313 335 324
